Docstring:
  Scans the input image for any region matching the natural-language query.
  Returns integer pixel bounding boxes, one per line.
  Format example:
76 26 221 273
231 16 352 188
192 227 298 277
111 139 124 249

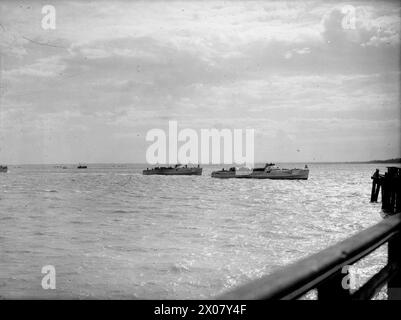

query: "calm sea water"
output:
0 163 392 299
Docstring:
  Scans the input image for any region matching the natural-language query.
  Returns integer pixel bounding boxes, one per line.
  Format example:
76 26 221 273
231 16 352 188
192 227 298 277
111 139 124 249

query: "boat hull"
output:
211 168 309 180
211 171 236 178
143 168 202 175
246 169 309 180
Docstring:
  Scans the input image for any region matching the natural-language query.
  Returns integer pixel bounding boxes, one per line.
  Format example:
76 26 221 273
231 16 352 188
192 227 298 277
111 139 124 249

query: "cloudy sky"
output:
0 0 400 164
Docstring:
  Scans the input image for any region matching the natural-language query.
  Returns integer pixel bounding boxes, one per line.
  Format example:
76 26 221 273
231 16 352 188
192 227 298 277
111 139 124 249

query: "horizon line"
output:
3 159 401 166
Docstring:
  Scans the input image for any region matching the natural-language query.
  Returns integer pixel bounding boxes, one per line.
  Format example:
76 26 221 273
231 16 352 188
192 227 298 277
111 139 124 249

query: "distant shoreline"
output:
349 158 401 164
3 158 401 166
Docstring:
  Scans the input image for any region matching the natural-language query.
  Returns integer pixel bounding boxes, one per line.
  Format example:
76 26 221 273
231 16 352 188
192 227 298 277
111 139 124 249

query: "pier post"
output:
392 170 401 214
388 233 401 299
371 169 381 202
371 181 377 202
396 176 401 213
382 173 391 213
381 168 401 214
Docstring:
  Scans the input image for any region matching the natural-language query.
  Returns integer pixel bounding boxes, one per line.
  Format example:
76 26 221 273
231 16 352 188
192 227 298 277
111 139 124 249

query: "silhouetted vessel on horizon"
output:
143 164 202 176
0 165 7 173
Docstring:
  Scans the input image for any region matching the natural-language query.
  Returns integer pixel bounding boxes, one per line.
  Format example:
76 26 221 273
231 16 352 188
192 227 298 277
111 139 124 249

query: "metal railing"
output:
218 214 401 300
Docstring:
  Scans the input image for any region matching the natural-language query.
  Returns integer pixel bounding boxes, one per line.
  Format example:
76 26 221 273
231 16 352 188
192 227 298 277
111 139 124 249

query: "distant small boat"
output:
77 164 87 169
0 165 8 173
211 166 252 178
211 167 236 178
143 164 202 176
212 163 309 180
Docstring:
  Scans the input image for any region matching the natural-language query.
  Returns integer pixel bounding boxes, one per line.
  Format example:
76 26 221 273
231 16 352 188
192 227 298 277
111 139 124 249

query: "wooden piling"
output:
370 169 382 203
380 167 401 215
388 233 401 299
382 173 390 212
396 179 401 213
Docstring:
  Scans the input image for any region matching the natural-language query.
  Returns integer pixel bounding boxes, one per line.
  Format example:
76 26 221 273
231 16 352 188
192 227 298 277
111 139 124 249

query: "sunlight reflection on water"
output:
0 163 389 299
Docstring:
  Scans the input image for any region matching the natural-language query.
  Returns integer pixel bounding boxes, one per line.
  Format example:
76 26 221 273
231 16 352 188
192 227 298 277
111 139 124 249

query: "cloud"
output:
4 55 66 78
284 47 311 59
0 27 27 57
322 5 400 47
0 0 400 163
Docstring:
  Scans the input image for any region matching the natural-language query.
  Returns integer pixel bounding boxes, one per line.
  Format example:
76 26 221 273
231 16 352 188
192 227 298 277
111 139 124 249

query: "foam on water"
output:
0 163 389 299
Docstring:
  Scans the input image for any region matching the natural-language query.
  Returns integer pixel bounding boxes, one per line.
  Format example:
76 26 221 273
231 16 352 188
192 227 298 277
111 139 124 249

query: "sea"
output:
0 163 393 299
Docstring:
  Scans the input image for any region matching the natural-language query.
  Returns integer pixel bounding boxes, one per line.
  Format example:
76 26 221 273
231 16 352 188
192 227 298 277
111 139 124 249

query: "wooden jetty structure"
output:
371 166 401 214
217 167 401 300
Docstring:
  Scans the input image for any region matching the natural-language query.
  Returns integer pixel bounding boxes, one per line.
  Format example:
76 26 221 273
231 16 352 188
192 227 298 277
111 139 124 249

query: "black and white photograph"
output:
0 0 401 307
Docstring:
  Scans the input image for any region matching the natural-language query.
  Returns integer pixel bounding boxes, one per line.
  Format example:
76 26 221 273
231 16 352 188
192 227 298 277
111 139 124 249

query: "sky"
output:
0 0 400 164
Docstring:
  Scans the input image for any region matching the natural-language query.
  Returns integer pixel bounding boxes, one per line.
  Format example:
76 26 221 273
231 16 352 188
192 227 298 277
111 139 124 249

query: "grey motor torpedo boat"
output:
211 163 309 180
248 163 309 180
143 164 202 176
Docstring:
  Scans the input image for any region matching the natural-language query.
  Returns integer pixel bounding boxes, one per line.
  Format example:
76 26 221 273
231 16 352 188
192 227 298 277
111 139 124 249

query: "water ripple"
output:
0 163 387 299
